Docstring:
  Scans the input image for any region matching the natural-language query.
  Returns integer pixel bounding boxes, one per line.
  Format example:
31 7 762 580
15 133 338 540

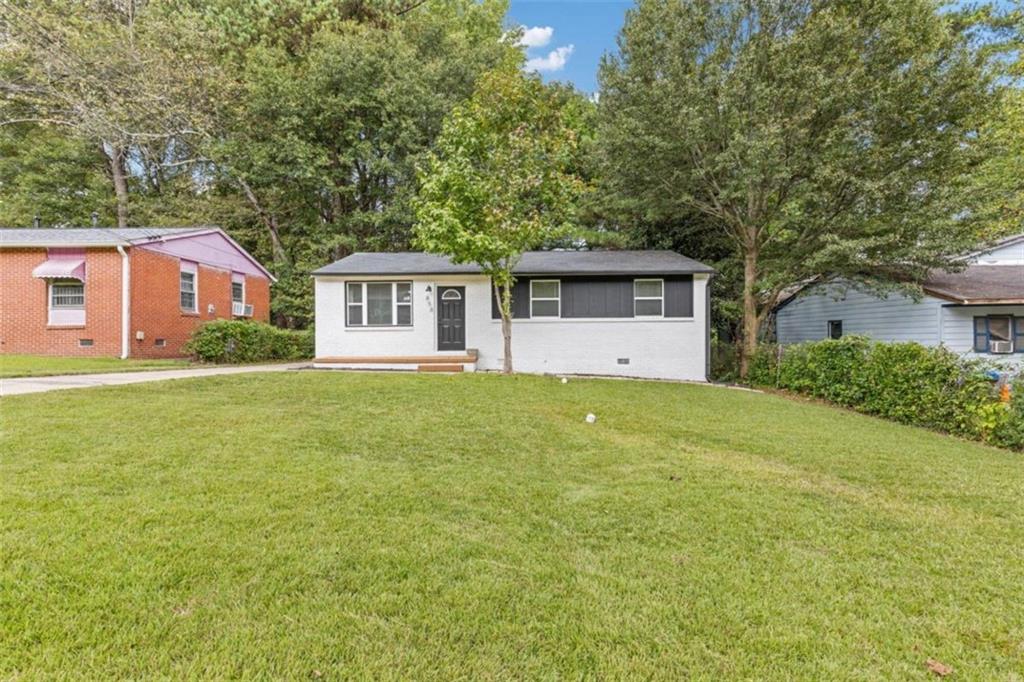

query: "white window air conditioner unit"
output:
232 302 253 317
243 304 254 317
990 340 1013 354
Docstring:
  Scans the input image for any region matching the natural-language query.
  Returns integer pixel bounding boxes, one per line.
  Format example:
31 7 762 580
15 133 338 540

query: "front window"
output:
988 316 1013 354
974 316 1017 354
530 280 560 317
180 270 196 312
232 281 244 305
347 281 412 327
634 279 664 317
50 281 84 308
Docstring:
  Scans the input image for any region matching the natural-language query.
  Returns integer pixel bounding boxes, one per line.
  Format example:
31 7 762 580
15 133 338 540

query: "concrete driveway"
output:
0 363 308 397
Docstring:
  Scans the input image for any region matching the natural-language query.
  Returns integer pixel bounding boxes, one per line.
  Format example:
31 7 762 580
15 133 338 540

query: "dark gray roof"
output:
924 265 1024 304
0 227 211 247
312 250 714 277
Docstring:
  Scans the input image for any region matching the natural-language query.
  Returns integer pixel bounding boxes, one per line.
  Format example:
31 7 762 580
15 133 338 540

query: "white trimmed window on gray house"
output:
634 279 664 317
347 281 412 327
530 280 560 317
974 315 1023 354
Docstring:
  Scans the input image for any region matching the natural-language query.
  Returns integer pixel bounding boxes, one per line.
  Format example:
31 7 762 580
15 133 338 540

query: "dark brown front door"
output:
437 286 466 351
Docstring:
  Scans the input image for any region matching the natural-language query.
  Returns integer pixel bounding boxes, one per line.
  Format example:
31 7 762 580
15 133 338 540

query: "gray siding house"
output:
775 234 1024 366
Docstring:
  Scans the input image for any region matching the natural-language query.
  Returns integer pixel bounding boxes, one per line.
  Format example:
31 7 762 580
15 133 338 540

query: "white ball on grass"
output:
561 377 568 384
585 413 597 424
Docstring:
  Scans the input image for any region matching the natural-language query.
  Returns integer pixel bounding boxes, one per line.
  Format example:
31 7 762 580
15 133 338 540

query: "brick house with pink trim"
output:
0 227 274 358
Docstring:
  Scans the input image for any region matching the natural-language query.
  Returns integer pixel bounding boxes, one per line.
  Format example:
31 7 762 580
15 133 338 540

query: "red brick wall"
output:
128 249 271 358
0 247 272 359
0 248 124 357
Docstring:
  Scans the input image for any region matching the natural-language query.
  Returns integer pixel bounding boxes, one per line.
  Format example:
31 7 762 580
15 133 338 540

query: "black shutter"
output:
973 317 989 353
491 279 530 319
664 277 694 317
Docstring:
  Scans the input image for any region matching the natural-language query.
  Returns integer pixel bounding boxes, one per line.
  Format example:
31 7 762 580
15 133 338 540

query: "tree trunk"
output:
739 244 760 379
237 178 290 267
104 143 130 228
494 282 514 374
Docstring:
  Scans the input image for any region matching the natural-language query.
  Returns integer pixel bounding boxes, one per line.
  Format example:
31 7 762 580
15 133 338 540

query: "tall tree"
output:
597 0 996 376
413 63 585 373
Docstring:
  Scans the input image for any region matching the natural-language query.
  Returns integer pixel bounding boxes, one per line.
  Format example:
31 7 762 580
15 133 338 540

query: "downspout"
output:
117 245 130 359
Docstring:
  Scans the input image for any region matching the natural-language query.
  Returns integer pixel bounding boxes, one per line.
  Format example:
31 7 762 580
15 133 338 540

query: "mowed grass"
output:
1 372 1023 679
0 353 188 378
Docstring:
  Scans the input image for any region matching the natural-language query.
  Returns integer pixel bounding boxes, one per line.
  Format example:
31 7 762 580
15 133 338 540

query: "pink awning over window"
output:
32 258 86 280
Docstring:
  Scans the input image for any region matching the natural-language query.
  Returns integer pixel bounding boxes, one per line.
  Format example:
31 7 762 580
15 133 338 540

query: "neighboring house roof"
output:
0 226 275 281
312 250 715 277
0 227 210 246
960 232 1024 261
923 265 1024 305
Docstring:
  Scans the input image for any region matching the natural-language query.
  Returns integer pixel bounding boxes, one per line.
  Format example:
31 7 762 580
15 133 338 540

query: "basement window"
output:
155 339 167 347
79 338 94 347
827 320 843 340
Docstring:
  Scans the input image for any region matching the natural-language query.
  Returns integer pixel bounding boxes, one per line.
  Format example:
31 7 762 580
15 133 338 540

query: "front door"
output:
437 286 466 351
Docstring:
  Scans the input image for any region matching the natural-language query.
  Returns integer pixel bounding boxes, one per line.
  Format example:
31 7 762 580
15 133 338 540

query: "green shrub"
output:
184 320 313 363
749 337 1021 450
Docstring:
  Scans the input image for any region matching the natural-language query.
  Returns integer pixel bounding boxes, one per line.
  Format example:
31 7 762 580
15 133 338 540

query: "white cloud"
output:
525 44 575 73
518 25 553 48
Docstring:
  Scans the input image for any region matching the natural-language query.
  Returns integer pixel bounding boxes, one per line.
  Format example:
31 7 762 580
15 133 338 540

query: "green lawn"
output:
2 373 1022 678
0 353 189 378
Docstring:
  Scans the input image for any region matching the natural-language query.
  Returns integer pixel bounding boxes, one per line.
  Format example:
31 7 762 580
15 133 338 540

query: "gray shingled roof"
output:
312 250 714 276
0 227 210 246
924 265 1024 304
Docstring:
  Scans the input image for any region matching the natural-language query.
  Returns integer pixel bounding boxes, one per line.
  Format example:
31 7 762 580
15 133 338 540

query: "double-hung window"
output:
180 268 197 312
347 281 412 326
232 281 244 306
50 280 84 309
974 316 1016 354
530 280 560 317
634 279 664 317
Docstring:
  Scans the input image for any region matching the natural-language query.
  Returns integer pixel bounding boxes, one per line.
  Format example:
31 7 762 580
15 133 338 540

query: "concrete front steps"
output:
313 350 477 373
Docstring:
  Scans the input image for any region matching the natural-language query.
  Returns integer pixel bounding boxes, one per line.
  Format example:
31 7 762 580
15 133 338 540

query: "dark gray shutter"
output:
561 278 634 318
491 279 531 319
664 277 694 317
973 317 988 352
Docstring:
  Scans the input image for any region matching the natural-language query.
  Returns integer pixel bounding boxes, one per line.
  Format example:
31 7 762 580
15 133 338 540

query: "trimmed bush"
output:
185 320 313 363
749 337 1022 450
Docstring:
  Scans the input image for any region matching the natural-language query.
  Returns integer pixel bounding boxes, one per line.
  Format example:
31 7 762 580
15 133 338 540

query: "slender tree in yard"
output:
414 63 585 373
597 0 997 377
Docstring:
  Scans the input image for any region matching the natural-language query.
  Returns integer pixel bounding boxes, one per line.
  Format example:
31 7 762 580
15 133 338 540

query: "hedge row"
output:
748 337 1024 451
184 320 313 363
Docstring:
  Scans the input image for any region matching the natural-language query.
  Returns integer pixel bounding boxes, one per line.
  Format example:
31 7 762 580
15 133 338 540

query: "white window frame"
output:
633 279 664 318
231 278 245 305
49 280 85 309
346 281 413 327
530 280 561 318
180 268 197 313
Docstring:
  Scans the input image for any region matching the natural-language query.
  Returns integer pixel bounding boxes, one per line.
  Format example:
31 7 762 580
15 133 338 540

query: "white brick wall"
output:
315 274 709 381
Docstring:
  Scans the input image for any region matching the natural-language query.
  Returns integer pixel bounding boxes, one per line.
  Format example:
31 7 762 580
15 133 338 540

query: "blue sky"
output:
507 0 1018 94
507 0 633 94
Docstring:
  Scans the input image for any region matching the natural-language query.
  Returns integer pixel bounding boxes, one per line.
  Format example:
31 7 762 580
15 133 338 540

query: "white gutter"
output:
116 245 130 359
